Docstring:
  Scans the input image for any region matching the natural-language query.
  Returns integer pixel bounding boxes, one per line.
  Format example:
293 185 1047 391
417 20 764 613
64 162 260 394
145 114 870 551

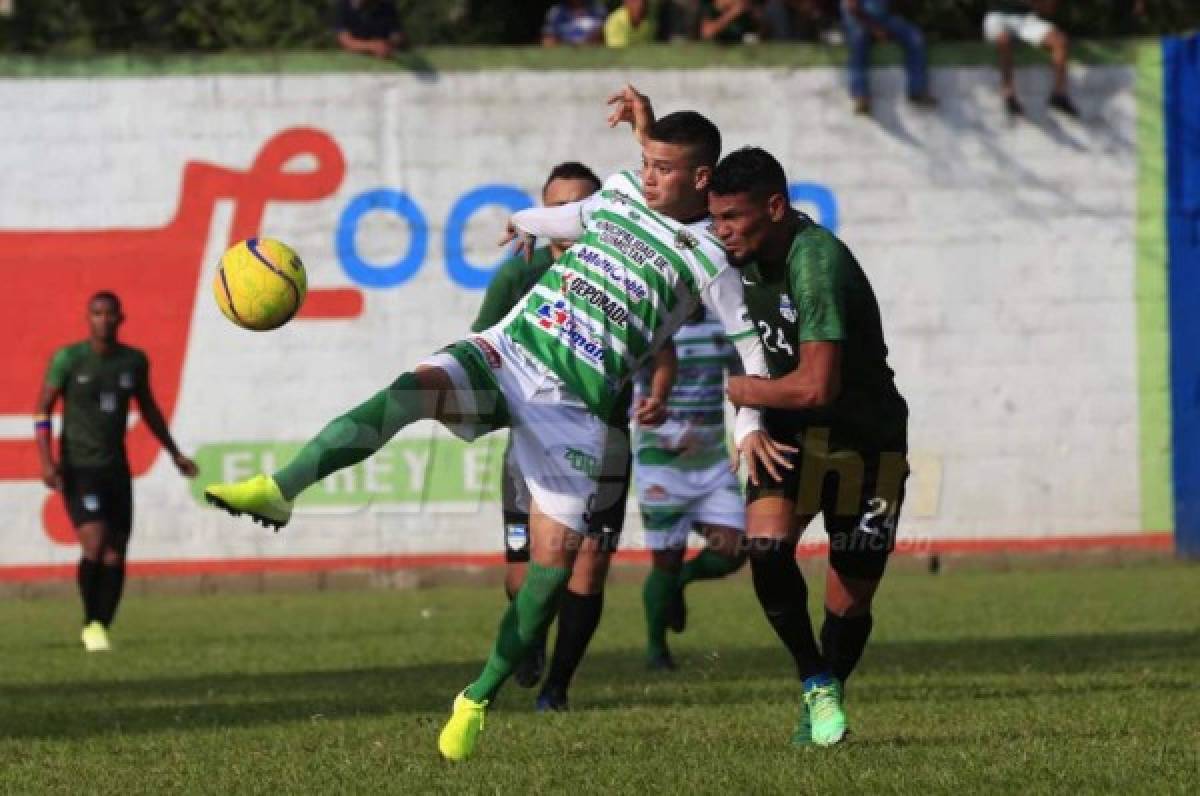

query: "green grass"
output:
1 563 1198 793
0 39 1141 77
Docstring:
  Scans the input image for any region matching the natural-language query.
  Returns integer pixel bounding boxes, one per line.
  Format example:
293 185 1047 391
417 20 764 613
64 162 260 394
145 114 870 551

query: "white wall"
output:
0 64 1141 569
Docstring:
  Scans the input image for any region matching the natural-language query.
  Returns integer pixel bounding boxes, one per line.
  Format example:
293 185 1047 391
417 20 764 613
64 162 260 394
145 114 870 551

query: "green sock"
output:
643 567 676 658
273 371 427 500
465 563 569 703
680 548 744 587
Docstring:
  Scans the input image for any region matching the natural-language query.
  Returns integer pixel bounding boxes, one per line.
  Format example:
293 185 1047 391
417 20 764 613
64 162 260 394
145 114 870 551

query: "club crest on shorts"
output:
644 484 668 501
82 494 100 512
779 294 797 323
505 523 528 552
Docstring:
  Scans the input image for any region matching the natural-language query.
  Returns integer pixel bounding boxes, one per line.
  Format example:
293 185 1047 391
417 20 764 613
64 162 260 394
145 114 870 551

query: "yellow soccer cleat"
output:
204 474 292 530
81 621 110 652
438 690 488 762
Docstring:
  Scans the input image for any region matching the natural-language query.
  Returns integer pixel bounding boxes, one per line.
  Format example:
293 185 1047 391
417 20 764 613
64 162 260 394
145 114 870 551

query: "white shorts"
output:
983 12 1054 46
636 458 745 551
420 330 606 534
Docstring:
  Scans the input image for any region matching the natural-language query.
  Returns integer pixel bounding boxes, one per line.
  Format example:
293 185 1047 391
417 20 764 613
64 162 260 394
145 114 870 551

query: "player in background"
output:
635 306 746 671
471 161 675 709
710 147 909 747
204 101 792 762
35 292 198 652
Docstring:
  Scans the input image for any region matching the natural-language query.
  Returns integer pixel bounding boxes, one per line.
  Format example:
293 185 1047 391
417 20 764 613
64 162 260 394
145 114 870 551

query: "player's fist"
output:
634 395 667 427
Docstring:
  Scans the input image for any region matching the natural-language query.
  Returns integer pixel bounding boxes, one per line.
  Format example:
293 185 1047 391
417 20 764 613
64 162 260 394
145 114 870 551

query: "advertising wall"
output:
0 59 1169 576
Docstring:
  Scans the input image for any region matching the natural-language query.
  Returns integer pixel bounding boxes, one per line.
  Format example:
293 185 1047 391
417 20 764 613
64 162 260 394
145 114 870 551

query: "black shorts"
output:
745 428 908 580
61 466 133 552
502 426 631 563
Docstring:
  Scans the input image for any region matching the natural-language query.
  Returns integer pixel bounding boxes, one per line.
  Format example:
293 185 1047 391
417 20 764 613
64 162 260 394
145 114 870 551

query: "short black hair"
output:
543 161 601 195
648 111 722 168
710 146 789 200
88 290 121 311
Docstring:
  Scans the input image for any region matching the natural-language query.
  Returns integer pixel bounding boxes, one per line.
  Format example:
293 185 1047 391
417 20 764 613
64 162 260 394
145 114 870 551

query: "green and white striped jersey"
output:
503 171 761 424
634 311 739 470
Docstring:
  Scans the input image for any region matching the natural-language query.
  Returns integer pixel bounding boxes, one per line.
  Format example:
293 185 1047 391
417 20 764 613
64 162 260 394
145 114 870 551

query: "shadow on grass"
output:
1 628 1196 741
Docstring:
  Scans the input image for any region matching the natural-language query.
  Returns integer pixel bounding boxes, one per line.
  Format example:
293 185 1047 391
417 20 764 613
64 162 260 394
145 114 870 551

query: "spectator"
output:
983 1 1078 117
606 0 658 47
334 0 406 58
762 0 839 41
699 0 766 44
542 1 607 46
841 0 936 115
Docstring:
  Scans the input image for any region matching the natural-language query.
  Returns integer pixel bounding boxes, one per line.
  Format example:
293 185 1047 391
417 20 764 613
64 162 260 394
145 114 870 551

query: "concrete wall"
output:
0 63 1150 572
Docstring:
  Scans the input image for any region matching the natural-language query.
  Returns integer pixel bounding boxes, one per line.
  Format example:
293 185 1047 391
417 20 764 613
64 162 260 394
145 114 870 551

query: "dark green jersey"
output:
470 247 556 333
739 217 907 453
45 341 149 469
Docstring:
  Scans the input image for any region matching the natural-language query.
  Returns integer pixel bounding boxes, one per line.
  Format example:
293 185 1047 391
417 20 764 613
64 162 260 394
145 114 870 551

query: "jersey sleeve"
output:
471 257 523 333
510 200 588 242
44 346 74 389
790 231 849 342
700 266 766 445
136 350 151 393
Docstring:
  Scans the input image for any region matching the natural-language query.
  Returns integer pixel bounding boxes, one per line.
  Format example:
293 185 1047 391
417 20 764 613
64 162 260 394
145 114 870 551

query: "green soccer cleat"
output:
803 678 847 746
438 690 488 762
81 621 110 652
790 701 813 746
204 474 292 530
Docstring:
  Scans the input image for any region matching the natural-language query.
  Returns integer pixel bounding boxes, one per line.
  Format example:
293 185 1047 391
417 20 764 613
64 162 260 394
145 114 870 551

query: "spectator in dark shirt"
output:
542 1 607 46
841 0 936 115
983 1 1077 117
700 0 766 44
335 0 406 58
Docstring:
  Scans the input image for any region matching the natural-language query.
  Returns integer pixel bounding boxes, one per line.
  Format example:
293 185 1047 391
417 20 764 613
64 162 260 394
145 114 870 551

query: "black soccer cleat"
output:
535 686 568 712
1048 92 1080 118
646 651 678 672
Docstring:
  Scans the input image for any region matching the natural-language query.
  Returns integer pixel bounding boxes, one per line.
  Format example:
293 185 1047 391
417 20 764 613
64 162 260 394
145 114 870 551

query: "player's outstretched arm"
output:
34 383 62 490
134 367 197 478
727 341 842 411
500 201 588 261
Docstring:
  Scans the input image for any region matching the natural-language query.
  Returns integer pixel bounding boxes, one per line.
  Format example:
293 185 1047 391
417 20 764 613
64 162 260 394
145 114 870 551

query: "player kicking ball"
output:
204 101 792 761
635 306 746 670
711 148 910 747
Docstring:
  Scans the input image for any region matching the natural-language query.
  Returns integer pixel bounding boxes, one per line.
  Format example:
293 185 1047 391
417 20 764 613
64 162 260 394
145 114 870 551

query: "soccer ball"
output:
213 238 307 331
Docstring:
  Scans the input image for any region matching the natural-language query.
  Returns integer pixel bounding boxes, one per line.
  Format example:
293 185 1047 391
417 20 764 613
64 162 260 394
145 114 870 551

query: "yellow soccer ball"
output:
213 238 308 331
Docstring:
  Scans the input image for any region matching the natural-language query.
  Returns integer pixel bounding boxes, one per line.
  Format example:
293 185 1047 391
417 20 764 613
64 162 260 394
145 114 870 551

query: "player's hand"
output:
499 220 535 261
633 395 667 427
173 453 199 478
734 431 796 487
606 83 655 147
41 462 63 491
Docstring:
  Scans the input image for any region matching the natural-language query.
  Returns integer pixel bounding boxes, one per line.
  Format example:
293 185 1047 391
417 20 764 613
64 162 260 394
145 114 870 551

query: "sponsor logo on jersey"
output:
534 301 606 366
100 392 117 413
673 228 699 251
119 372 134 389
82 494 100 512
505 522 528 552
574 248 649 303
561 270 630 326
779 294 797 323
76 374 91 384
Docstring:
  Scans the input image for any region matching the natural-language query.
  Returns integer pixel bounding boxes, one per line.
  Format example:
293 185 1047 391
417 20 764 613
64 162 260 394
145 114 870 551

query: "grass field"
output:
2 562 1197 793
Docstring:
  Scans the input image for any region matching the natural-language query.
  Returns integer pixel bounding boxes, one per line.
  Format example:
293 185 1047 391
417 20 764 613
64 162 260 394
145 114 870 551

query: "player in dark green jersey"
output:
470 161 668 710
709 147 909 747
35 292 198 652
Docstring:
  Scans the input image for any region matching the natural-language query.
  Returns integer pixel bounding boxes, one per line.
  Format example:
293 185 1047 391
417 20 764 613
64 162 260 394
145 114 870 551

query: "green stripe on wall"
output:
1135 41 1172 532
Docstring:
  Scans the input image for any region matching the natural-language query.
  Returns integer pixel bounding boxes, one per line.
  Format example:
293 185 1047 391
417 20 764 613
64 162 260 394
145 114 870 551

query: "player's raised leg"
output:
205 343 502 528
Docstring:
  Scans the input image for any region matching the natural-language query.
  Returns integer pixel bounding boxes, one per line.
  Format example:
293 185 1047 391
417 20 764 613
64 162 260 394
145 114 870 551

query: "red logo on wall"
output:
0 128 363 544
